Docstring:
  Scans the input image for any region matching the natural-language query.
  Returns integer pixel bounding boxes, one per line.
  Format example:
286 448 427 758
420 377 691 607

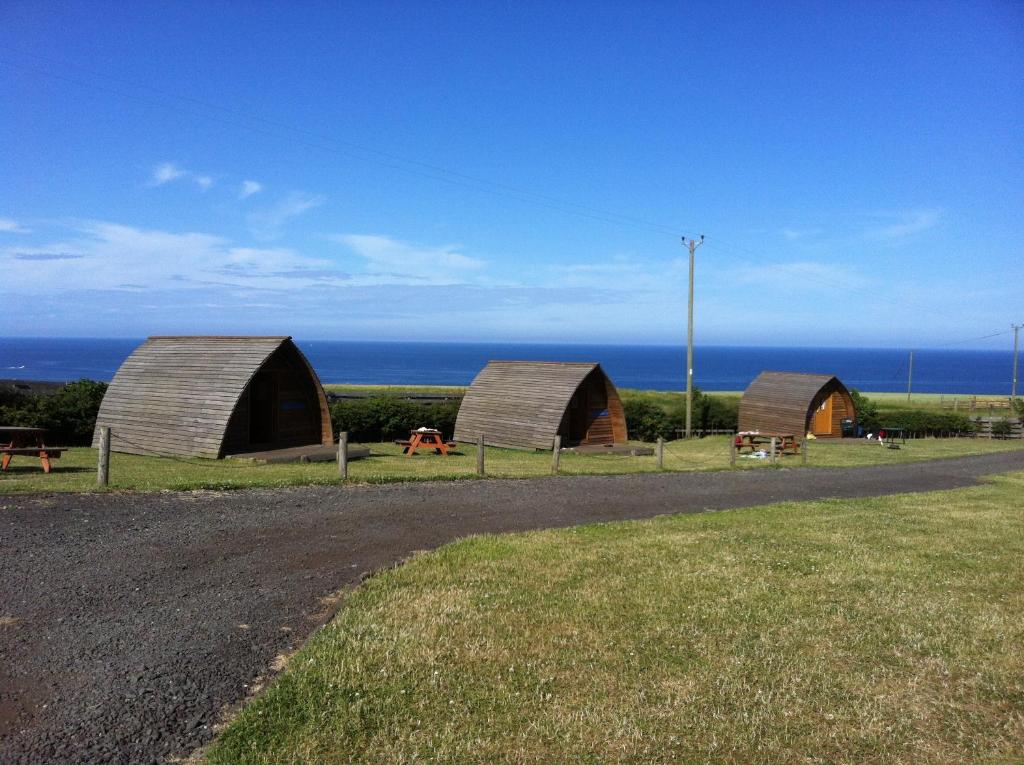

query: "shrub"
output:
623 399 674 442
991 420 1013 438
329 397 460 442
0 379 108 445
849 389 880 433
880 409 976 438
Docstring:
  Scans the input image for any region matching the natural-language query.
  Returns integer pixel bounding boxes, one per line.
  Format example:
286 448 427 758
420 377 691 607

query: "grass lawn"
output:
2 437 1023 494
205 472 1024 764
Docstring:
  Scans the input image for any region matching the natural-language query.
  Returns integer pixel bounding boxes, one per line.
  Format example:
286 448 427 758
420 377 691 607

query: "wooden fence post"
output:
801 435 807 465
338 431 349 480
476 434 485 476
729 433 736 466
551 435 561 474
770 436 777 465
97 426 110 487
656 437 664 469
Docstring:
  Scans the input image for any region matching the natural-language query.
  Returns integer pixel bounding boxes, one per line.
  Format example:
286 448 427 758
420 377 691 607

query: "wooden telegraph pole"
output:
683 235 704 439
1013 324 1022 401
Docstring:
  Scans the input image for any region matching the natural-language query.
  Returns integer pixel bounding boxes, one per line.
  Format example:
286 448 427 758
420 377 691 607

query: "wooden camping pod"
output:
738 371 856 438
454 361 627 450
92 336 333 458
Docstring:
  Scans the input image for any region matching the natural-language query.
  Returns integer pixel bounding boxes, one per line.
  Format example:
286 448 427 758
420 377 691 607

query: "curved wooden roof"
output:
454 360 624 449
738 371 854 435
92 336 330 458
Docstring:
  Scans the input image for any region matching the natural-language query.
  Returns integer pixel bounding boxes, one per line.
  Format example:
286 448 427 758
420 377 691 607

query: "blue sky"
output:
1 1 1021 348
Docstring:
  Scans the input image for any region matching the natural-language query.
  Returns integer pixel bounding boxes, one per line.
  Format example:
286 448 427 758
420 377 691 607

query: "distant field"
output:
3 437 1023 494
205 472 1024 764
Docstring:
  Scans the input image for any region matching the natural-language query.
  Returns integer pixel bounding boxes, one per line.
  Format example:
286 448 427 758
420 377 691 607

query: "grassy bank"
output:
2 437 1023 494
205 472 1024 764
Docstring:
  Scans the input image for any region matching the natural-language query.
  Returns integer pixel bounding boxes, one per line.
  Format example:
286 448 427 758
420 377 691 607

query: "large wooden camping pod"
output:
738 371 856 438
454 361 627 450
92 336 333 458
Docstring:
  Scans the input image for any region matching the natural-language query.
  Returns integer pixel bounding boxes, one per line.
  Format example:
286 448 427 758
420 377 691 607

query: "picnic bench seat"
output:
1 446 65 473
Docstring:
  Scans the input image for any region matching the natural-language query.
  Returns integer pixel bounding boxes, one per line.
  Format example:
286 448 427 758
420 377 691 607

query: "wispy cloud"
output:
0 217 30 234
545 255 686 292
866 209 941 241
723 260 869 290
10 250 84 261
150 162 188 186
781 227 822 241
248 191 324 239
333 234 485 285
239 180 263 199
149 162 215 190
0 220 348 294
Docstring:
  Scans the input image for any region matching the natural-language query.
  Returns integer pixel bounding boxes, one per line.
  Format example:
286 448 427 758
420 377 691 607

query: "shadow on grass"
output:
1 465 94 475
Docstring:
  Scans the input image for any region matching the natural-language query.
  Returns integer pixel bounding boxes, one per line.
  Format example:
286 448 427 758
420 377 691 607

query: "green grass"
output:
2 437 1023 494
205 472 1024 764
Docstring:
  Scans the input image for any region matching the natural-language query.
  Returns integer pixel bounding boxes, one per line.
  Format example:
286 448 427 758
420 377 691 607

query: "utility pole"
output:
1012 324 1022 400
682 234 704 439
906 350 914 402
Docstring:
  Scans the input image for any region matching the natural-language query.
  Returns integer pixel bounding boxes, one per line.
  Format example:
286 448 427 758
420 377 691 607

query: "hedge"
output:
329 397 461 443
0 379 108 445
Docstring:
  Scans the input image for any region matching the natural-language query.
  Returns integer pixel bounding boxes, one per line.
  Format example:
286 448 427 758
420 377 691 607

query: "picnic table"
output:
734 431 801 455
0 426 65 473
394 428 456 457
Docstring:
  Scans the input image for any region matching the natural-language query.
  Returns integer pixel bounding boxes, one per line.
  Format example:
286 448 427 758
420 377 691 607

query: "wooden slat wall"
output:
453 361 628 450
91 336 330 458
738 371 857 437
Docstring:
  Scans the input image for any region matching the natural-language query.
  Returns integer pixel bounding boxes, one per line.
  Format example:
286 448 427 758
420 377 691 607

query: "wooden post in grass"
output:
801 434 808 465
551 435 561 474
97 426 110 487
729 433 737 466
338 431 349 480
656 437 664 469
476 434 485 476
770 436 777 465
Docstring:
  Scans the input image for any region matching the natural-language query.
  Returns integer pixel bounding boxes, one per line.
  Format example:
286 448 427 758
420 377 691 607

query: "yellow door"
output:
811 395 833 435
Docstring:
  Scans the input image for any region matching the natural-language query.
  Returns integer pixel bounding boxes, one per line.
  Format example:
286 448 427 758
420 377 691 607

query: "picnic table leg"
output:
1 453 10 471
40 451 51 473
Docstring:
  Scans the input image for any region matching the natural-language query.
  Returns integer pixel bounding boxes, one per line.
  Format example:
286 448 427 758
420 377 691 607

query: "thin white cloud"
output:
722 260 869 290
239 180 263 199
333 233 485 285
248 192 324 239
149 162 215 190
150 162 188 186
0 220 349 294
866 210 941 241
0 217 30 234
781 227 822 241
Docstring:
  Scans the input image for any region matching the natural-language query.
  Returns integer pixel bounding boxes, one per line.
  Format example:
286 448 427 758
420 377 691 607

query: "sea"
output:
0 337 1017 395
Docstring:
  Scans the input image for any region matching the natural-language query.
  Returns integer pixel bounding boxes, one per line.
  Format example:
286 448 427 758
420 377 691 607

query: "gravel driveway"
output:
3 450 1023 764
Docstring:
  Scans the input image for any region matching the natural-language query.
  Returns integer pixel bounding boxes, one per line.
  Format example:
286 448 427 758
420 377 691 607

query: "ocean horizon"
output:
0 337 1017 395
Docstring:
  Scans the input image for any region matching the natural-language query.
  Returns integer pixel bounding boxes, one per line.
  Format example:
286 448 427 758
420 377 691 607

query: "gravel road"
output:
3 450 1023 764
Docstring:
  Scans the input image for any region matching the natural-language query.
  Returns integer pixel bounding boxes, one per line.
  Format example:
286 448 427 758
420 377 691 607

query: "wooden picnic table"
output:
734 431 801 455
0 426 65 473
394 428 457 457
